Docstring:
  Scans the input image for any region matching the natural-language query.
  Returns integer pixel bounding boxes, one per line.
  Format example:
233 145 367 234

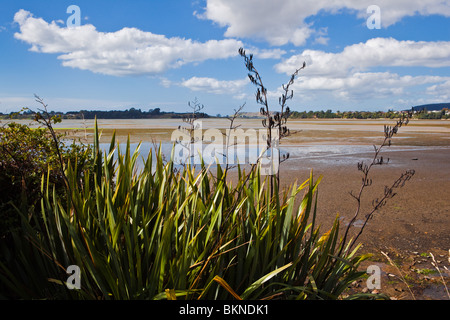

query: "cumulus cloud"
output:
313 36 330 46
198 0 315 46
13 9 244 76
275 38 450 77
269 71 450 108
426 80 450 101
246 47 286 60
198 0 450 46
296 73 447 96
181 76 248 97
261 72 449 110
267 37 450 105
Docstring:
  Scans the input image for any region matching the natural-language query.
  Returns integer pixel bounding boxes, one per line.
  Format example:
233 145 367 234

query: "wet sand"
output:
280 147 450 254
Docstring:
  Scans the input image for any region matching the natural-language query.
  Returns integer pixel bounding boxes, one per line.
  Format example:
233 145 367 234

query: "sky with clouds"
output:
0 0 449 115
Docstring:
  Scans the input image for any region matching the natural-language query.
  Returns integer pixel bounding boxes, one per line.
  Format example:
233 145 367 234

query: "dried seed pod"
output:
274 112 280 122
357 162 363 171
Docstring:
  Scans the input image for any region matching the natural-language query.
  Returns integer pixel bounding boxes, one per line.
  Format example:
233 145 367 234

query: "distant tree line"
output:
289 109 450 119
2 107 449 120
0 107 210 120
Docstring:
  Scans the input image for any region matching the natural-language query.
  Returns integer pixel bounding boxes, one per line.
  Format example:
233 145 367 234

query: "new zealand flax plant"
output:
0 118 377 300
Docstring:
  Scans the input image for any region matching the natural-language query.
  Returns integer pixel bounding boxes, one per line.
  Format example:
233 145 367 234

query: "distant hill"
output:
409 103 450 112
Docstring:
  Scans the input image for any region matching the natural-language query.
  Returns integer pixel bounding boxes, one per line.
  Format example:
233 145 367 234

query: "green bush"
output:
0 122 94 238
0 122 377 300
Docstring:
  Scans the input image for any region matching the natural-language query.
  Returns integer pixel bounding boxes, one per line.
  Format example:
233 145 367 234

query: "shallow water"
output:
100 141 449 172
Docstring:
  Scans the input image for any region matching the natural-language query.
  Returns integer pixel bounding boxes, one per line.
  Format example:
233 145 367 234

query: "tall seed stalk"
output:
238 48 305 192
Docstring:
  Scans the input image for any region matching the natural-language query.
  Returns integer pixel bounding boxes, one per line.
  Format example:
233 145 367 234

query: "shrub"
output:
0 122 94 238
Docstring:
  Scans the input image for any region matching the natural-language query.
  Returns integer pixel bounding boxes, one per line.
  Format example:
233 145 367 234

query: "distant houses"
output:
406 103 450 119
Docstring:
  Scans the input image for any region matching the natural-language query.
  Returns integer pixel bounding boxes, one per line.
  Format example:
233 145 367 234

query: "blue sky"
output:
1 0 450 115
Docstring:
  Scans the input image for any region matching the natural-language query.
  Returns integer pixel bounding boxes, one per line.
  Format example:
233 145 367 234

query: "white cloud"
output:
313 36 330 46
246 47 286 60
181 76 248 97
199 0 450 46
275 38 450 77
159 77 173 88
426 80 450 100
297 73 446 95
312 27 329 45
13 9 244 76
265 71 450 109
268 37 450 106
198 0 316 46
